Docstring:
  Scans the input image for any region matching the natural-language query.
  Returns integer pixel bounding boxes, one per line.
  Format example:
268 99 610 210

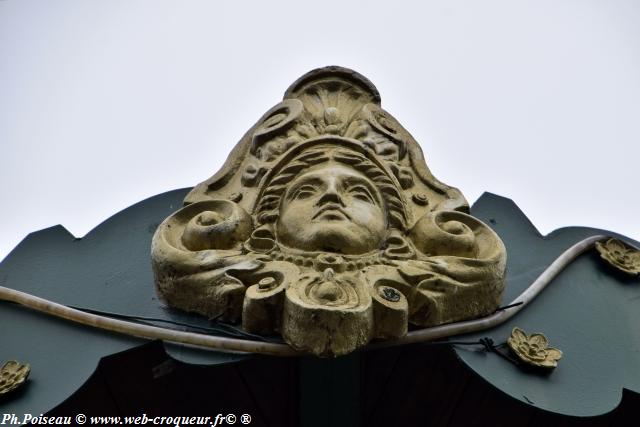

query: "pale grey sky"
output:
1 0 639 261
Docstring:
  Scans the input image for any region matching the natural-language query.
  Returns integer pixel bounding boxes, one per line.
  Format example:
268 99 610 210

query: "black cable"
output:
495 301 523 311
67 305 285 344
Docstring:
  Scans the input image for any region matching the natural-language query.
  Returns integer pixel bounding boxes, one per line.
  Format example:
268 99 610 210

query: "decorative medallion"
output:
507 327 562 369
595 238 640 276
0 360 30 395
151 66 507 356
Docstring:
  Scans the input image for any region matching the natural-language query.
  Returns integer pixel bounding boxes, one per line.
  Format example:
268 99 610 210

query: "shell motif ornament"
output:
595 238 640 276
0 360 31 395
507 327 562 369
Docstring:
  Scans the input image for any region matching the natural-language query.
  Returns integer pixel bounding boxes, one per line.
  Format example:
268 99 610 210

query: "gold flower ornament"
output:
0 360 30 395
507 327 562 369
595 238 640 276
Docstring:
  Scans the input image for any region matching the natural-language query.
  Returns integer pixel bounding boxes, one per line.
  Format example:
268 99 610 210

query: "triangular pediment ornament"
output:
151 66 507 356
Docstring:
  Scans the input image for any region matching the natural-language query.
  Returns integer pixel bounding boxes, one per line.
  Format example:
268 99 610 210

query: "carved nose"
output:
317 189 345 207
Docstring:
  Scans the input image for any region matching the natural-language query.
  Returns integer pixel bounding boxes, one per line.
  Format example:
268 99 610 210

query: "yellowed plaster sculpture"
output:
507 327 562 369
0 360 30 395
151 66 507 356
595 238 640 276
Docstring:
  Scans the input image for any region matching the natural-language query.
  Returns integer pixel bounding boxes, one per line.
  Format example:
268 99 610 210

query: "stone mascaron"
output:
151 66 507 356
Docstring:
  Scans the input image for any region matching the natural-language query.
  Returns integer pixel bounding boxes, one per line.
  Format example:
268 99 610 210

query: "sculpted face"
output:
276 162 387 254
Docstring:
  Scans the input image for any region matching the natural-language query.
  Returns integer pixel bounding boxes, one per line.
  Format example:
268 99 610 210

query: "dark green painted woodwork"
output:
0 189 247 414
1 190 638 417
463 193 640 416
0 188 229 333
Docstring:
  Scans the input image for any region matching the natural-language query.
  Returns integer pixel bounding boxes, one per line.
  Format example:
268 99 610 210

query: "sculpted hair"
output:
254 146 408 230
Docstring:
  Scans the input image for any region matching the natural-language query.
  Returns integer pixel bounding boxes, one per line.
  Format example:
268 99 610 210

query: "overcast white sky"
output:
1 0 639 261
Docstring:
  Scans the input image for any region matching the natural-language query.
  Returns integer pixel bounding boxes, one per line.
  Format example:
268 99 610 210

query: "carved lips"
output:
312 204 351 221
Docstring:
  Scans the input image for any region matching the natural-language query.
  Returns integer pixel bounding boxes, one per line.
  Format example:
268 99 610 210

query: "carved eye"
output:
292 184 318 200
348 185 375 203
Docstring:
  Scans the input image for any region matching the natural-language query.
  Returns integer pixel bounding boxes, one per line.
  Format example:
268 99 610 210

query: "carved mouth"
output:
312 205 351 221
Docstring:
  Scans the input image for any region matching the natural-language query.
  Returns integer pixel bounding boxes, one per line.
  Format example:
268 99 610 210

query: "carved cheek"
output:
302 199 320 222
282 197 315 230
281 201 300 225
349 199 385 229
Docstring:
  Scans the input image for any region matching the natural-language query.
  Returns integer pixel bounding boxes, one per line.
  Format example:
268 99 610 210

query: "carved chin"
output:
279 225 380 255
